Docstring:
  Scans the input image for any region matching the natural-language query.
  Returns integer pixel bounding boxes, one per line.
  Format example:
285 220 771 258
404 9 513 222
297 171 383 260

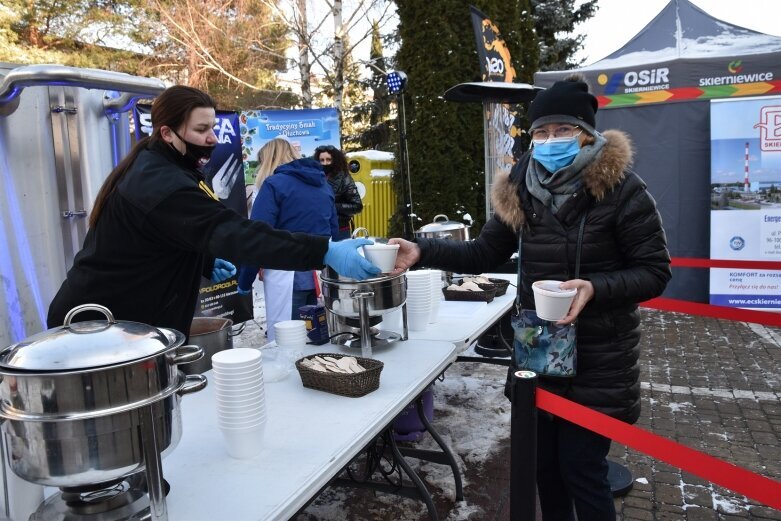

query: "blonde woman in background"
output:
238 138 339 340
246 137 299 213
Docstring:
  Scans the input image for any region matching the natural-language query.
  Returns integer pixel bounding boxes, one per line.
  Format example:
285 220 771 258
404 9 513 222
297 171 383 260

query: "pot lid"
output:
417 214 470 233
0 304 180 372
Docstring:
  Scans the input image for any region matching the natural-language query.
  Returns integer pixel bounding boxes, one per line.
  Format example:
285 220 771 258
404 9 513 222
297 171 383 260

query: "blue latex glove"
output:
237 287 252 296
323 239 382 280
211 258 236 283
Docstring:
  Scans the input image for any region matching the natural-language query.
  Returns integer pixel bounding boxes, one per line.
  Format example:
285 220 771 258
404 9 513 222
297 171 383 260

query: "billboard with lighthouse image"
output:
710 96 781 309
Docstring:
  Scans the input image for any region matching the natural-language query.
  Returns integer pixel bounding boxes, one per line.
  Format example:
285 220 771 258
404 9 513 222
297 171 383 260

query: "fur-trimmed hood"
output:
492 129 634 231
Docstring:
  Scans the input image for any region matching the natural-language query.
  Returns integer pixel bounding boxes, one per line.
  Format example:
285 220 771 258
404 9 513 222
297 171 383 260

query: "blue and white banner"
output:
239 108 340 184
710 96 781 309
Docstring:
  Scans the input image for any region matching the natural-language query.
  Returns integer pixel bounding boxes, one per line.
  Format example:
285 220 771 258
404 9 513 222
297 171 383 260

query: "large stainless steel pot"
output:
0 304 207 488
2 374 204 487
0 305 203 418
181 317 234 375
320 266 406 319
414 214 471 241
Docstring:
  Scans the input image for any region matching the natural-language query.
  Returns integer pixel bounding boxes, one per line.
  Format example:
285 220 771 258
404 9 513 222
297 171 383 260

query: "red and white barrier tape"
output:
536 388 781 510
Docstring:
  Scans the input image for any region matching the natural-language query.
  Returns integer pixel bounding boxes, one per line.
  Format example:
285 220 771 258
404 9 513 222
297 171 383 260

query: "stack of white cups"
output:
274 320 308 348
405 271 432 331
427 269 443 323
211 348 267 459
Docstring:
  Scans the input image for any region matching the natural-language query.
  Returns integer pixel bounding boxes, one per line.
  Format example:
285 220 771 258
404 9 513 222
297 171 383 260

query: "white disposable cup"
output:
211 370 262 384
532 280 577 321
220 422 267 459
212 348 261 368
362 243 400 273
212 367 263 382
215 392 266 408
407 311 429 331
217 402 266 415
213 381 265 395
218 410 266 425
380 308 403 331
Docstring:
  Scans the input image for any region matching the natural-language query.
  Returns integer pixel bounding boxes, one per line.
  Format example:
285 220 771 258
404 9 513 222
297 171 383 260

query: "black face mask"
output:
172 129 216 170
322 163 335 176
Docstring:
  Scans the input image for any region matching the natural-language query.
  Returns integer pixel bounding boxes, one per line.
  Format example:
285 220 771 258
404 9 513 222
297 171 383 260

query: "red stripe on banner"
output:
641 297 781 327
671 257 781 270
536 389 781 510
667 86 705 100
596 95 613 108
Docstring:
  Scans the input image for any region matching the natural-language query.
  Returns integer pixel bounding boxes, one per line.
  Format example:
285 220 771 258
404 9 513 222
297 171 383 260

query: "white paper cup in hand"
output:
362 243 400 273
532 280 577 321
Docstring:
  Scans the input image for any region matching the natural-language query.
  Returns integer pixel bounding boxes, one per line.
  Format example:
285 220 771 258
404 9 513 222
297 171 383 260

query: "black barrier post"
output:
510 370 538 521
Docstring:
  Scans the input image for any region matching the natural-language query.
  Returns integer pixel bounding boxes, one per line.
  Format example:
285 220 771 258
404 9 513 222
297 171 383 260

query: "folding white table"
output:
162 339 457 521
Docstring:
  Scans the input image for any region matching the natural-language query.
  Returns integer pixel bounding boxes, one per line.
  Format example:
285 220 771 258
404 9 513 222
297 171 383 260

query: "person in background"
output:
238 139 339 338
314 145 363 240
47 86 378 338
389 75 671 520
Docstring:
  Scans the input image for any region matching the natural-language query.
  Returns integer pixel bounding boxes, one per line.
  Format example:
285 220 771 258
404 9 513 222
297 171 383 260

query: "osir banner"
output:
709 96 781 309
134 105 253 323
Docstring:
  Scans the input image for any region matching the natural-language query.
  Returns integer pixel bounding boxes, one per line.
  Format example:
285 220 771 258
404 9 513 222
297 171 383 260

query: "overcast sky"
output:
574 0 781 64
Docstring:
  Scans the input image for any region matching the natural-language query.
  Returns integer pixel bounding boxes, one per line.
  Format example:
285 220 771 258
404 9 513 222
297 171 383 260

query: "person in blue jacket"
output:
238 138 339 334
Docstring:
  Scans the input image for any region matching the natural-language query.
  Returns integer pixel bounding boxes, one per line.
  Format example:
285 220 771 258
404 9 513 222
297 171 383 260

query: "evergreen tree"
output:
533 0 597 70
391 0 594 237
354 20 393 151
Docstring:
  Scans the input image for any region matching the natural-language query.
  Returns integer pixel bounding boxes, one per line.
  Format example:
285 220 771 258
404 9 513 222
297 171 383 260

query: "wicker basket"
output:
295 353 384 397
482 278 510 297
442 285 497 303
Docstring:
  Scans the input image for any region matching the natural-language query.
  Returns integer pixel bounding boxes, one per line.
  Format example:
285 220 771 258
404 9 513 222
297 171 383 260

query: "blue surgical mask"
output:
532 137 581 173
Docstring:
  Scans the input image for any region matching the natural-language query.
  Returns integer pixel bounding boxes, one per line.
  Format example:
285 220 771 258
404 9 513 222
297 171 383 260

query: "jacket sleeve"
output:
335 173 363 217
142 184 328 277
586 174 672 306
251 182 278 227
237 182 281 290
417 216 518 274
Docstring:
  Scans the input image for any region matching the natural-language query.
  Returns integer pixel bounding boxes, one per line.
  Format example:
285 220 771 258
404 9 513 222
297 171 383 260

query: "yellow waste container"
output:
345 151 396 238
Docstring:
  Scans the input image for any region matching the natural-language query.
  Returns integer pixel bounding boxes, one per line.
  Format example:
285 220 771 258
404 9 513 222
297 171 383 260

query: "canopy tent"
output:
535 0 781 302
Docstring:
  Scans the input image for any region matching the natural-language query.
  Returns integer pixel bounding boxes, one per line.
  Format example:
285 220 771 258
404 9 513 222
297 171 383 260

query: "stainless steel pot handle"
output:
433 214 449 222
63 304 115 326
178 374 207 396
351 227 369 239
350 290 375 299
168 345 204 365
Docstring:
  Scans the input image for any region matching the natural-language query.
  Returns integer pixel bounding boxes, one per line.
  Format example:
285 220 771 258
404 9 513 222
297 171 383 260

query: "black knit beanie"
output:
528 79 598 133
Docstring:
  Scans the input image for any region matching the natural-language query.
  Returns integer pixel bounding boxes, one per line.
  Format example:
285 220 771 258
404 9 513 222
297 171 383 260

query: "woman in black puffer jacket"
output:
390 76 671 521
314 145 363 240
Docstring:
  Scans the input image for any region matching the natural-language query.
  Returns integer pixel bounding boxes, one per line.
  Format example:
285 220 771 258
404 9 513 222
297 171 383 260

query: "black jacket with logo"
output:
327 169 363 229
47 141 328 337
417 131 671 423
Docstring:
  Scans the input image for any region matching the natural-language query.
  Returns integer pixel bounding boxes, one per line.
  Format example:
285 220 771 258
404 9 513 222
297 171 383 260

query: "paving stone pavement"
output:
238 288 781 520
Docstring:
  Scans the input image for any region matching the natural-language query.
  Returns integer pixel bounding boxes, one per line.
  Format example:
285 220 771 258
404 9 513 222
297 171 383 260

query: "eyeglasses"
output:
530 125 582 145
315 145 337 154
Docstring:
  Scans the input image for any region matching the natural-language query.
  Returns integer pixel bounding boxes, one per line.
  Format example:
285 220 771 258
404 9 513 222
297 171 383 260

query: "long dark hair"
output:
89 86 217 228
314 145 349 177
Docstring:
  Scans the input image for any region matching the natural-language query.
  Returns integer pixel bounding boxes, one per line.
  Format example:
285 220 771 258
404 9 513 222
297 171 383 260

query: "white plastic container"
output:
532 281 577 321
362 243 400 273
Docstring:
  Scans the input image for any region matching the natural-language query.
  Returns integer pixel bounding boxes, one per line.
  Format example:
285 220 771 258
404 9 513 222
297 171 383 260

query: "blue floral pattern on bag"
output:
511 309 576 377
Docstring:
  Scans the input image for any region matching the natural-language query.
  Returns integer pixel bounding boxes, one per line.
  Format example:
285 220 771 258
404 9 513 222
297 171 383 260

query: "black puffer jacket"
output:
417 130 671 423
327 169 363 229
